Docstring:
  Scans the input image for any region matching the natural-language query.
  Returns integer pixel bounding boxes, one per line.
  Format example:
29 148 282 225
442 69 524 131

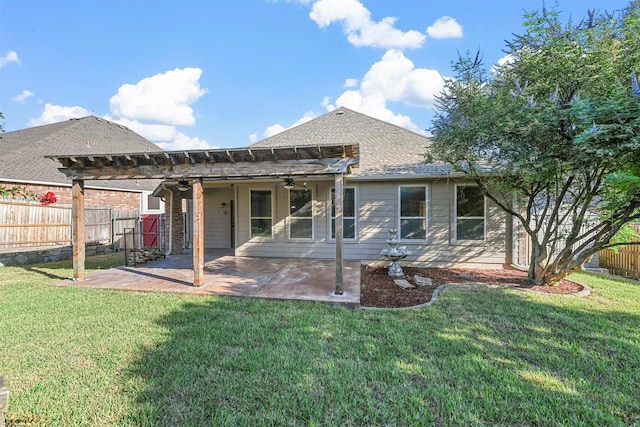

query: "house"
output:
49 107 512 291
0 116 165 213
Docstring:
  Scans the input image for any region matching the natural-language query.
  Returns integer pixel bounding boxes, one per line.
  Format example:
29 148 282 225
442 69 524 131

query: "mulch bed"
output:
361 265 584 308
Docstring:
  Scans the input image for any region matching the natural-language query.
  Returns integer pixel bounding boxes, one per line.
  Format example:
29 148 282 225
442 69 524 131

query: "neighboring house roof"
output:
250 107 454 179
0 116 164 192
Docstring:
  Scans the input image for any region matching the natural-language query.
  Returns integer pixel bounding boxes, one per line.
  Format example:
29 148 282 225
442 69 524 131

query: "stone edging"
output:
360 281 591 311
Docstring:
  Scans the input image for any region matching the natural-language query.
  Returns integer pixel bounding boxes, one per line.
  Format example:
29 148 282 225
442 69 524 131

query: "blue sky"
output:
0 0 632 150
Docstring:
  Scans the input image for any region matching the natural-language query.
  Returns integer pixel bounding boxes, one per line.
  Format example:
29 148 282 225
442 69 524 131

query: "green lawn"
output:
1 254 639 426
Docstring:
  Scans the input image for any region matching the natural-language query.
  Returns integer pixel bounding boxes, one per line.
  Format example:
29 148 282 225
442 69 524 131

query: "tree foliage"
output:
430 2 640 285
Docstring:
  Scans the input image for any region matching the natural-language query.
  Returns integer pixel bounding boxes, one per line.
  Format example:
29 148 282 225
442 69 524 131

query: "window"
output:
399 186 427 240
331 187 356 239
250 189 272 238
147 194 161 210
456 185 485 241
289 188 313 239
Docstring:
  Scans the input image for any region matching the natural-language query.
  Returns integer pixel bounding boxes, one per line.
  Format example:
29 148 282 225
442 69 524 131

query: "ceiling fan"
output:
282 177 308 191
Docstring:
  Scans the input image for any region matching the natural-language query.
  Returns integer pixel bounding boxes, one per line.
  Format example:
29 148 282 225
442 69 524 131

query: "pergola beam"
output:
53 158 358 181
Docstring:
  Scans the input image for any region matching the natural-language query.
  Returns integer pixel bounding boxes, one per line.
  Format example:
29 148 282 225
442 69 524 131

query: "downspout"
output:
162 185 174 255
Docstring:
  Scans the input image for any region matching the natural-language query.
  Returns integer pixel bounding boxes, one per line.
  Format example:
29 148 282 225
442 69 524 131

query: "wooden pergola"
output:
48 144 359 295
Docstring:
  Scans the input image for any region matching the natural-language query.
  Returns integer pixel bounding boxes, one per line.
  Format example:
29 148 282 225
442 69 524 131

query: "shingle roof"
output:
250 107 454 178
0 116 164 191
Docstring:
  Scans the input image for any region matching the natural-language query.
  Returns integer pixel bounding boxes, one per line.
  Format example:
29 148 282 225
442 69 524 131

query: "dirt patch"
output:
360 265 584 308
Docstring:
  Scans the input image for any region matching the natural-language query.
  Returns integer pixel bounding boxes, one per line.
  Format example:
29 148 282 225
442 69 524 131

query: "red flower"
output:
38 191 57 206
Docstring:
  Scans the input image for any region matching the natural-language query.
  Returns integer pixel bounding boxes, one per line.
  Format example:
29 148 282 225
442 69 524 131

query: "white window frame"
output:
287 187 314 240
454 184 486 242
398 185 428 241
249 188 274 240
142 191 163 214
330 186 357 241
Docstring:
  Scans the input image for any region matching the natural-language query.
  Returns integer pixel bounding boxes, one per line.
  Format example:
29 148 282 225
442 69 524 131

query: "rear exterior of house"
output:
201 178 508 268
177 108 511 268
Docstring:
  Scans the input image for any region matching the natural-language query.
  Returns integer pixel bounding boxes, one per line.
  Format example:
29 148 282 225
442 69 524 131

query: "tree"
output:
429 2 640 285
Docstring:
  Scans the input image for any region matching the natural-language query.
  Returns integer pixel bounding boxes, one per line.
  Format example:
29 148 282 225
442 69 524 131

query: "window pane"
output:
457 218 484 240
332 218 355 239
147 195 160 210
331 188 355 217
344 188 355 217
400 219 426 239
251 219 272 238
457 186 484 217
401 187 426 217
290 189 312 217
251 190 271 218
290 218 312 239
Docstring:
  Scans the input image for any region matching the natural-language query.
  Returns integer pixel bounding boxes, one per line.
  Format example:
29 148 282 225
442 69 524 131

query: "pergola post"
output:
71 179 85 281
192 178 205 286
334 173 344 295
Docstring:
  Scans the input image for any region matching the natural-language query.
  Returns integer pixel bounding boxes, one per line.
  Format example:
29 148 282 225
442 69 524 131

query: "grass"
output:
1 254 640 426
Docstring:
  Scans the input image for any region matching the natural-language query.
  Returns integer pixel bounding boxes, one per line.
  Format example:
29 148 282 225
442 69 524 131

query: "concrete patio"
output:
55 249 361 307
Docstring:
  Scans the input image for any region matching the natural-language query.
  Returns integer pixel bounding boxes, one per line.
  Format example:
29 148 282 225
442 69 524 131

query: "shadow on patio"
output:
55 249 361 307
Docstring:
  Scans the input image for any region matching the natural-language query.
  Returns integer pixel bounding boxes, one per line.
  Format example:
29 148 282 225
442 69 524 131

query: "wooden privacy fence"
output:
599 224 640 280
0 200 71 247
0 198 148 250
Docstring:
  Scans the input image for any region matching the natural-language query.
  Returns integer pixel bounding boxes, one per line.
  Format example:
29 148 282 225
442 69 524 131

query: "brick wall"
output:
1 182 141 211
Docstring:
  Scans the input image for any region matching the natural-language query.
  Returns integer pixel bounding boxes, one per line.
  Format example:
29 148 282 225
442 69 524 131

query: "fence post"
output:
112 216 116 252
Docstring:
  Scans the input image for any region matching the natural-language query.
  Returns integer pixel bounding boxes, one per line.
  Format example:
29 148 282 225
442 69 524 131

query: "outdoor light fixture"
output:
282 178 295 190
177 180 190 191
282 178 308 191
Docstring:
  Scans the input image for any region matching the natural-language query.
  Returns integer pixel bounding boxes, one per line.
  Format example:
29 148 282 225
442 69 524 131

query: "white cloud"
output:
260 111 316 139
309 0 425 49
492 53 515 74
0 50 19 68
155 132 214 151
426 16 463 39
104 116 178 142
263 123 287 139
25 67 212 150
12 90 35 103
249 133 258 144
344 78 358 88
109 67 208 126
324 49 444 133
27 103 91 126
265 49 444 136
105 67 214 150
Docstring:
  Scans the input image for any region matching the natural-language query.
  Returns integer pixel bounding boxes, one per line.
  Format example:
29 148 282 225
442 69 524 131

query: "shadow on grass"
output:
8 253 126 282
23 266 69 280
121 285 640 426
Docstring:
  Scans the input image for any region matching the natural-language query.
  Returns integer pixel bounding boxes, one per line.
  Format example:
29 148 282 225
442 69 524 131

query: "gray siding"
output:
229 178 508 267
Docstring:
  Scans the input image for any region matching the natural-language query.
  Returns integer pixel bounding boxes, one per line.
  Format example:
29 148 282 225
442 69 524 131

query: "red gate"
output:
142 214 162 247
